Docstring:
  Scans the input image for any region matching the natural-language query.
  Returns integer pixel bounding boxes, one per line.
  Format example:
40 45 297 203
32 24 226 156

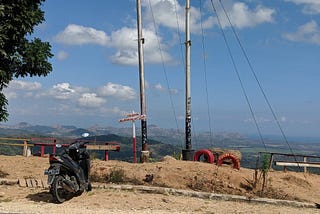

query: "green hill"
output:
84 134 180 162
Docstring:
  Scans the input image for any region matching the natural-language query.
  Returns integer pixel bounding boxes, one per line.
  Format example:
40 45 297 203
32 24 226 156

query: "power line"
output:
218 0 299 164
199 0 214 148
147 0 183 149
210 0 268 152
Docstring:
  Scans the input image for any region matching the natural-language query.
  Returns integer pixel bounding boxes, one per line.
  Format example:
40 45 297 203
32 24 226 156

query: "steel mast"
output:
182 0 194 160
136 0 149 162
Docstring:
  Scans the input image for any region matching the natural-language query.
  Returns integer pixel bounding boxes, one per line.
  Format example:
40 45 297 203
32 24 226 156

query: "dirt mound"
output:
0 155 320 204
282 174 311 188
89 158 320 203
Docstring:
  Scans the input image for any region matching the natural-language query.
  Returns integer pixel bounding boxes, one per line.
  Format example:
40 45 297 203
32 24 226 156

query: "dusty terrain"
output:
0 155 320 213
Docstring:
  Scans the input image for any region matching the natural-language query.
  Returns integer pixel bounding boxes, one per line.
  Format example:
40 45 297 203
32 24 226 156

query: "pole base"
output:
140 150 150 163
182 149 194 161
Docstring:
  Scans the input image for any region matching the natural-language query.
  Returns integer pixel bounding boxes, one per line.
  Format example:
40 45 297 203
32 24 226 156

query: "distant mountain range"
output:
0 122 256 165
0 122 181 161
1 122 320 146
0 122 248 146
1 122 320 168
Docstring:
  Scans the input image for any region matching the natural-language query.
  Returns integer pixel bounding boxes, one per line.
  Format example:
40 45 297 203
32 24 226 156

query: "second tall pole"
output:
136 0 149 163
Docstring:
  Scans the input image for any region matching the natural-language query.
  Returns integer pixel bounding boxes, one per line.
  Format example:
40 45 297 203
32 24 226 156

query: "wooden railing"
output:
87 142 120 161
257 152 320 173
0 138 121 161
0 138 33 156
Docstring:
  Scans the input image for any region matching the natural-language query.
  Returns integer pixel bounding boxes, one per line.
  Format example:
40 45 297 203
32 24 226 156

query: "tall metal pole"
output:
182 0 194 160
136 0 149 162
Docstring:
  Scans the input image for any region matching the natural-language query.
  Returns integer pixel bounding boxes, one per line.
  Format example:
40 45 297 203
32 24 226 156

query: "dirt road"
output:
0 185 319 214
1 155 320 213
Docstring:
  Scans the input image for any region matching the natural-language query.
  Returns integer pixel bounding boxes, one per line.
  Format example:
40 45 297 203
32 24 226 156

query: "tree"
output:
0 0 53 121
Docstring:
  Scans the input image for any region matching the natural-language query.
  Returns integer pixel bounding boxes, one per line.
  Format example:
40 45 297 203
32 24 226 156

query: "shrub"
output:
107 168 125 184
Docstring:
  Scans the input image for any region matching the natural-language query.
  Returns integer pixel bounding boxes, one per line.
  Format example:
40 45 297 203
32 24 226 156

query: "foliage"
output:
0 138 23 155
84 134 180 162
0 145 20 156
107 168 125 184
261 153 271 174
260 153 271 193
90 171 106 183
252 153 271 195
0 0 53 121
172 151 182 160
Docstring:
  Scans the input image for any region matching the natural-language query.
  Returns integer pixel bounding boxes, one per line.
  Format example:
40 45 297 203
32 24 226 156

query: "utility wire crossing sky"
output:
3 0 320 138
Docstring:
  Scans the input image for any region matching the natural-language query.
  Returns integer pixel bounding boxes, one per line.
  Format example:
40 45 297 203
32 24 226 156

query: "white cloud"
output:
154 83 178 94
110 27 138 65
215 1 275 29
110 27 174 65
145 81 150 89
283 20 320 45
169 88 178 95
98 82 137 100
111 50 138 66
4 80 41 99
244 117 272 123
143 0 274 31
4 91 17 99
143 27 173 63
143 0 215 33
280 116 287 122
55 24 110 46
8 80 41 91
57 51 69 60
155 83 166 91
108 0 274 66
4 81 137 123
52 1 275 67
48 82 135 106
78 93 106 108
284 0 320 14
100 106 126 116
244 116 288 124
49 83 78 100
110 27 137 50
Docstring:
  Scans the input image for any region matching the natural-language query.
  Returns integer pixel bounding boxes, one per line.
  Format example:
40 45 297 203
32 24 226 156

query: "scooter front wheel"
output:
52 175 72 203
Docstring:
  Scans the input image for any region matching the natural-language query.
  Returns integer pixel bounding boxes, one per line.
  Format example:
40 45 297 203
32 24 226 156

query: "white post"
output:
132 120 137 163
119 112 146 163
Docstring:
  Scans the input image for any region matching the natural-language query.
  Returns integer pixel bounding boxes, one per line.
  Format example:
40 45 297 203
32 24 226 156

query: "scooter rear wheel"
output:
52 175 72 203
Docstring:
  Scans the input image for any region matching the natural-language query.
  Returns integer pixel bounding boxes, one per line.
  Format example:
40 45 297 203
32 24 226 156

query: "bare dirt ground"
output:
0 155 320 213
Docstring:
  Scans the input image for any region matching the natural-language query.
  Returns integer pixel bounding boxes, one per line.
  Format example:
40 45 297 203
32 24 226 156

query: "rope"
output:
173 0 185 64
210 0 268 152
199 0 214 148
218 0 300 166
172 0 186 151
147 0 183 149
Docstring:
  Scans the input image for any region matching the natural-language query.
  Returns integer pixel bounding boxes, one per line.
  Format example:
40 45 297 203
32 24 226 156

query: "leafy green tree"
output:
0 0 53 121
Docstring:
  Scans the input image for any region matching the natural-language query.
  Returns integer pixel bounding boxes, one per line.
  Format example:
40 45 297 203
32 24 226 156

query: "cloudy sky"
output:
3 0 320 137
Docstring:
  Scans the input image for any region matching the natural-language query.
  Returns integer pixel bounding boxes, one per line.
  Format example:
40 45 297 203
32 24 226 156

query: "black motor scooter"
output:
44 133 91 203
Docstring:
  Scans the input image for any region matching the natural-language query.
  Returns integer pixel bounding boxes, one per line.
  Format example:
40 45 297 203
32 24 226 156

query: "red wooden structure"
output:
32 138 120 161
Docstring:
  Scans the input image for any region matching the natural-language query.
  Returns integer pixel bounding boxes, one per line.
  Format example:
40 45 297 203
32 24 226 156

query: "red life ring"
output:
193 149 215 164
217 153 240 170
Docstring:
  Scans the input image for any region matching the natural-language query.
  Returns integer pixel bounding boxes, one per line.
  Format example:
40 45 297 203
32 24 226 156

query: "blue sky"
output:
3 0 320 137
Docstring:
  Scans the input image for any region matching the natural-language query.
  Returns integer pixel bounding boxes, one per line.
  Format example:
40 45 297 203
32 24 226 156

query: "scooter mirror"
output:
82 133 90 138
56 144 62 148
